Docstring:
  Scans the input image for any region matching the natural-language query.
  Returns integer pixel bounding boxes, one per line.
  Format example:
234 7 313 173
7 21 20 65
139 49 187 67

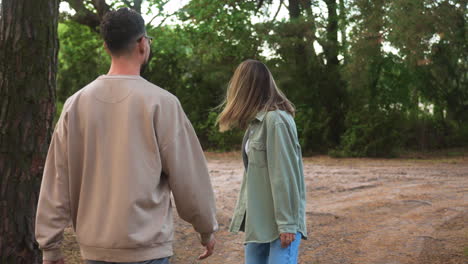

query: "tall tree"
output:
258 0 348 147
0 0 60 262
321 0 347 144
346 0 386 110
388 0 468 122
338 0 348 63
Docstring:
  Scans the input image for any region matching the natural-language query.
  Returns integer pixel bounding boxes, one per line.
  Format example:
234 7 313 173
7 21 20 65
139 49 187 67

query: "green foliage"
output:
295 105 328 154
331 109 403 157
54 101 64 125
57 21 110 102
403 115 468 150
56 0 468 156
143 0 261 148
195 111 244 151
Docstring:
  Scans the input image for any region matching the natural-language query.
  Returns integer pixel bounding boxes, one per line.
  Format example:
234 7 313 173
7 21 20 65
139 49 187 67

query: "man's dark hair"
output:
100 8 146 55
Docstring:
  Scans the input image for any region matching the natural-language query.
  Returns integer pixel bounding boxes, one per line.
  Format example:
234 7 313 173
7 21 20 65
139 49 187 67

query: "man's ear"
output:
137 38 146 55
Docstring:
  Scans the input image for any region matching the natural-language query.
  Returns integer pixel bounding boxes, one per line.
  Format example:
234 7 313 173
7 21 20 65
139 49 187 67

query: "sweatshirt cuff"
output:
42 248 63 261
278 224 297 234
200 232 214 245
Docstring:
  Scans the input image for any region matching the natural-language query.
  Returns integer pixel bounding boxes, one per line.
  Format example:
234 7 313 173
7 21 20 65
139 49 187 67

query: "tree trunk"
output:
133 0 143 14
324 0 339 67
288 0 301 19
322 0 347 145
0 0 59 263
339 0 348 64
287 0 309 83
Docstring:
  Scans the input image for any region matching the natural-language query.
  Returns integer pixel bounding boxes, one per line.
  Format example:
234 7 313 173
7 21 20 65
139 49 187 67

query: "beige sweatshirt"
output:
35 75 218 262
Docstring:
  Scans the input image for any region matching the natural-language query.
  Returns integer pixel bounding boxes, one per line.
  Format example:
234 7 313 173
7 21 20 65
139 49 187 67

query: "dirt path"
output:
63 153 468 264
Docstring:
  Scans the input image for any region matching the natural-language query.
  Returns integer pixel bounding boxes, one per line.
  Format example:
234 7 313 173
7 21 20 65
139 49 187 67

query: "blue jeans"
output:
245 232 302 264
86 258 170 264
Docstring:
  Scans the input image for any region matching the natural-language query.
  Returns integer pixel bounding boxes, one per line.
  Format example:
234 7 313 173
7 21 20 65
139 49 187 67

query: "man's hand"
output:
43 259 65 264
198 235 216 260
279 233 296 248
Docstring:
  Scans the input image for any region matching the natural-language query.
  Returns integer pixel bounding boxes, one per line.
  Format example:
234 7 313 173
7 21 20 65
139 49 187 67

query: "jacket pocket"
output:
248 141 267 168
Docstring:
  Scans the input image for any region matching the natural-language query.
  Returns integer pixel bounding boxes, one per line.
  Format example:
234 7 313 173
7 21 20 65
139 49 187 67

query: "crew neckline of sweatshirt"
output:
98 75 144 80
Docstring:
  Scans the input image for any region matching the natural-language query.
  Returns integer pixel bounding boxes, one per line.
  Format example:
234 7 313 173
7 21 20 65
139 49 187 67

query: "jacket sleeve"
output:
156 98 218 244
266 121 300 234
35 110 71 261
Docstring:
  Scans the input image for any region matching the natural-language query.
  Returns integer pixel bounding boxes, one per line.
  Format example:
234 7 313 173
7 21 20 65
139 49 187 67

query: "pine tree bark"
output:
0 0 59 263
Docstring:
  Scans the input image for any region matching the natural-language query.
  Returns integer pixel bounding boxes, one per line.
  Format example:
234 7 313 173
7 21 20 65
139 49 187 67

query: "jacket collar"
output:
255 111 267 122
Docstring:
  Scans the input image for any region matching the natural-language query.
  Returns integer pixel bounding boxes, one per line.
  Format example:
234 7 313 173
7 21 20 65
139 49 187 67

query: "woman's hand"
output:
279 233 296 248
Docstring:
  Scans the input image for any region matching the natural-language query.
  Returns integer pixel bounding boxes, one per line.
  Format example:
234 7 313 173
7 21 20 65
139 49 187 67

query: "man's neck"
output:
107 57 141 76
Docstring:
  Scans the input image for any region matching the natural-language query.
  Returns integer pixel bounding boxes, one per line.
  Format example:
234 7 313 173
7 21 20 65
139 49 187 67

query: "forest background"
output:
57 0 468 157
0 0 467 262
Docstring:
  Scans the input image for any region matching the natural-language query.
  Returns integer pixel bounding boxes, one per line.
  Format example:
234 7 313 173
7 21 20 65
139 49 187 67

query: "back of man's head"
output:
100 8 145 56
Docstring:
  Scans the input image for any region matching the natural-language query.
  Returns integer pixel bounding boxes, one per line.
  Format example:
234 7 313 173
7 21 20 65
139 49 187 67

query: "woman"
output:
217 59 307 264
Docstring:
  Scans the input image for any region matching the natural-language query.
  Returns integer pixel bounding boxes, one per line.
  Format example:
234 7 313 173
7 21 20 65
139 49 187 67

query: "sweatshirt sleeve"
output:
266 121 300 234
35 110 71 261
156 97 218 244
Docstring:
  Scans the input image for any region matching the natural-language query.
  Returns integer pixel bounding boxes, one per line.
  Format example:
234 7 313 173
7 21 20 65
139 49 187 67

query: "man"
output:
35 8 218 264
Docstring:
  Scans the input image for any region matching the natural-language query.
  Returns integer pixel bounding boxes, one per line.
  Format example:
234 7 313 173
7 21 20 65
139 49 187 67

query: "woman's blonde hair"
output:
217 59 295 132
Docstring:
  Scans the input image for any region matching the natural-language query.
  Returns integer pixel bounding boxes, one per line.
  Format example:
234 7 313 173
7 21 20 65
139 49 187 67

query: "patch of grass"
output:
446 151 464 157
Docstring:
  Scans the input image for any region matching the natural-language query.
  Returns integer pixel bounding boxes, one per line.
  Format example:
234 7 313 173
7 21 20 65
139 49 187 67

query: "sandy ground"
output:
63 152 468 264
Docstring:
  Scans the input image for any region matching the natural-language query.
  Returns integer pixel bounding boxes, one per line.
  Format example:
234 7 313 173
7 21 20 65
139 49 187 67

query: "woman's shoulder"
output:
264 109 293 126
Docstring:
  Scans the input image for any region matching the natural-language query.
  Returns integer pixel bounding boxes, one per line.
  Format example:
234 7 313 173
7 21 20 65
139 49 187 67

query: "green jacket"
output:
229 110 307 243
